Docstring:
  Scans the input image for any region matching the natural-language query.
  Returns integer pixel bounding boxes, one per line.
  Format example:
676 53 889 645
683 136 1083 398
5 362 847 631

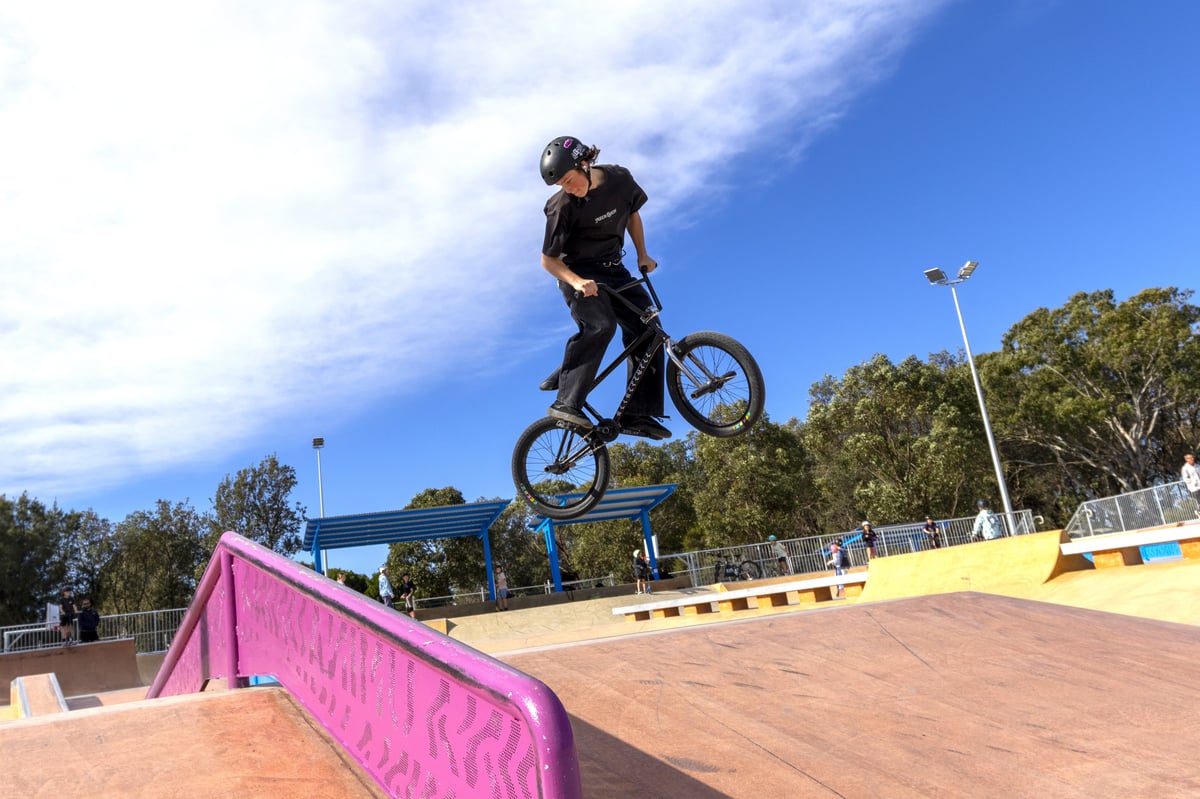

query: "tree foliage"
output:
104 500 207 614
210 454 307 556
800 354 991 528
986 287 1200 503
0 494 71 625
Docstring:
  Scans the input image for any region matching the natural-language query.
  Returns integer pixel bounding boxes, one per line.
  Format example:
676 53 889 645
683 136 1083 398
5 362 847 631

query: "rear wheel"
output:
512 417 610 520
667 331 765 437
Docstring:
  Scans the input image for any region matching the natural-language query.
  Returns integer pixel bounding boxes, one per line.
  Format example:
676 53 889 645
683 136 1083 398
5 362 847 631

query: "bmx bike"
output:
712 555 762 583
512 269 765 520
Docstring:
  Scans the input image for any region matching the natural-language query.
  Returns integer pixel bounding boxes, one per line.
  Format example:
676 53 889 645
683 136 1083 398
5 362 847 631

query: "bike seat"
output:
539 368 560 391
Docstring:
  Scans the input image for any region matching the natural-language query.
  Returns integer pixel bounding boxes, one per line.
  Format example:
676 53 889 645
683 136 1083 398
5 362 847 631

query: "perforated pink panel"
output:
150 533 581 799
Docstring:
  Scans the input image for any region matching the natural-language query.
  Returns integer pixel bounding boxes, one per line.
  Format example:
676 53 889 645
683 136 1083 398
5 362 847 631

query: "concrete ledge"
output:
11 673 68 718
613 572 868 621
1062 523 1200 568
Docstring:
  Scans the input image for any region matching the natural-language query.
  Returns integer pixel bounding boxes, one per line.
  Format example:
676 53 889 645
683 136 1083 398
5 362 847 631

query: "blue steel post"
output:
540 519 565 592
482 530 496 600
641 509 657 578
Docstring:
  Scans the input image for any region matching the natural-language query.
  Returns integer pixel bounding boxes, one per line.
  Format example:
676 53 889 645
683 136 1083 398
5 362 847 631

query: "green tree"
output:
210 454 307 556
0 494 70 625
688 411 814 547
386 487 469 602
487 500 553 592
986 287 1200 501
58 509 113 609
104 500 207 613
800 353 993 528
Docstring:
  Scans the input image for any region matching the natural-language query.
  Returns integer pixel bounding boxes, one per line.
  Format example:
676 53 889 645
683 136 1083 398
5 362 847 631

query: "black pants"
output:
555 263 664 417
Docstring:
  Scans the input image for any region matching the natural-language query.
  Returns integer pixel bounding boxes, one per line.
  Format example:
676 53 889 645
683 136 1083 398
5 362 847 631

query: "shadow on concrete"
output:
568 714 731 798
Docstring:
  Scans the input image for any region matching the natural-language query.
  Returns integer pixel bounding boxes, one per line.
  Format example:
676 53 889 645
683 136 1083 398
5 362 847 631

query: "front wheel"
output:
667 331 765 437
512 417 610 520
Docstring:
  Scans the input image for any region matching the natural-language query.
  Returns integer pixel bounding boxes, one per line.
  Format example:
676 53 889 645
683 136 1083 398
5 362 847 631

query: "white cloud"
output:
0 0 945 497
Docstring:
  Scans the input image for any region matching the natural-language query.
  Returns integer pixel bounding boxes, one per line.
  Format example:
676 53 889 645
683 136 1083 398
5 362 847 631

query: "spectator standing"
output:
633 550 652 595
1183 453 1200 517
971 499 1004 540
336 573 347 586
58 588 77 646
399 573 417 619
377 566 395 608
77 598 101 643
494 566 510 612
860 522 879 560
826 540 849 598
768 535 790 575
922 516 942 549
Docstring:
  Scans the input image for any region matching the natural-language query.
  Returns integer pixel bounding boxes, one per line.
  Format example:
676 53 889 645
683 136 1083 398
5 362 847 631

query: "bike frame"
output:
579 273 716 423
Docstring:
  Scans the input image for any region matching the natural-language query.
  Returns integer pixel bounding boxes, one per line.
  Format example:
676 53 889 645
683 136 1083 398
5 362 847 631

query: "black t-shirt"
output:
542 165 647 265
59 596 76 621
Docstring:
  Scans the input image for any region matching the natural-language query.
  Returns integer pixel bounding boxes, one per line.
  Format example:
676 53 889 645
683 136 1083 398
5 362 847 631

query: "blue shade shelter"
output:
532 484 677 591
302 501 510 598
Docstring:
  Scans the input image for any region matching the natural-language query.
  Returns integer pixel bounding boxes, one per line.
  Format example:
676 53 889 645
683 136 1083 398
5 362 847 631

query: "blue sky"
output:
3 1 1197 577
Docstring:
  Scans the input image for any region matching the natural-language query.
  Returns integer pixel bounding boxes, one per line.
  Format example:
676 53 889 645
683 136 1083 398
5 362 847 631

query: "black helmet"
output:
977 498 990 509
540 136 589 185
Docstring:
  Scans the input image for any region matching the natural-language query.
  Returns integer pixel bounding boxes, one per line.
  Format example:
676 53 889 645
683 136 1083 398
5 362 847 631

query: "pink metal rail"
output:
149 532 581 798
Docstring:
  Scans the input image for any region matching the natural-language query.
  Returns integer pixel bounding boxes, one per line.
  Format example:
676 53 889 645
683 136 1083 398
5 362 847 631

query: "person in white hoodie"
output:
971 499 1004 540
1182 453 1200 517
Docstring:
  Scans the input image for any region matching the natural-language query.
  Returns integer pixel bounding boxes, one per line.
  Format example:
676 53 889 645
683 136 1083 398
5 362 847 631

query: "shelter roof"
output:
534 484 677 527
302 501 509 551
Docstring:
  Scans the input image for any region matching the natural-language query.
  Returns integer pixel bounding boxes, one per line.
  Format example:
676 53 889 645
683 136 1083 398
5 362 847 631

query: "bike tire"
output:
666 331 765 437
512 417 610 520
737 561 761 581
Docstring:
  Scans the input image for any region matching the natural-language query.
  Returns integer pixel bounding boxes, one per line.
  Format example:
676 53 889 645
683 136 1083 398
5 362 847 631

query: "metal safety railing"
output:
1 607 188 654
411 573 618 608
149 531 583 798
1064 479 1200 538
658 510 1037 589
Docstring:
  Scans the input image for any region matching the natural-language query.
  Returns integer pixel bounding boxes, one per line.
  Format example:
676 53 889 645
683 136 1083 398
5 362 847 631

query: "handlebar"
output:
572 264 663 316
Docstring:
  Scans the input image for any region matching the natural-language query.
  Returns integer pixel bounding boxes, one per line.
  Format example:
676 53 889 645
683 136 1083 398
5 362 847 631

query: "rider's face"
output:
556 166 590 198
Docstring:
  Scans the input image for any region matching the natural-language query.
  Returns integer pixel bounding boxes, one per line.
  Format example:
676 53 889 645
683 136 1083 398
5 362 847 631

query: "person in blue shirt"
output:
377 565 394 608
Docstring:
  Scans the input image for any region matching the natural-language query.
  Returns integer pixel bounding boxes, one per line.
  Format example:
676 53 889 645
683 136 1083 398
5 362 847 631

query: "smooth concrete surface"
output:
503 592 1200 798
0 639 144 705
0 687 389 798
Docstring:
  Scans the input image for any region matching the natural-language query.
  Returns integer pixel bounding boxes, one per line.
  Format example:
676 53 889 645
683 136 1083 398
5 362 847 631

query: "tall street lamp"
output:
923 261 1014 517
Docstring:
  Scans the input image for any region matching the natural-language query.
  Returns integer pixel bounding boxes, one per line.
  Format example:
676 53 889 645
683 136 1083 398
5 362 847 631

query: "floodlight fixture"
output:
312 437 325 449
919 262 1013 519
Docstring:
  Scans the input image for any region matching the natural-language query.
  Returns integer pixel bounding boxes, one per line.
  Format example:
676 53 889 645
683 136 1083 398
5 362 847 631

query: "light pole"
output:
313 437 327 571
923 261 1014 517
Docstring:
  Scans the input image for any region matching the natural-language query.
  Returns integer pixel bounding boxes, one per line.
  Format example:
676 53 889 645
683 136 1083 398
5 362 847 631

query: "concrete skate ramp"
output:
859 529 1091 603
0 687 387 798
503 592 1200 798
0 639 144 705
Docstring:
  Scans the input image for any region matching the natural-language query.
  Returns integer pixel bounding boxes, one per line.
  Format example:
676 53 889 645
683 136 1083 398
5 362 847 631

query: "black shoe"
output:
547 401 592 429
619 414 671 440
539 369 561 391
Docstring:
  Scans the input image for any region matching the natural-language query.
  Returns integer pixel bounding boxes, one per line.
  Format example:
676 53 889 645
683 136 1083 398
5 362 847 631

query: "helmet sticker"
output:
562 138 573 148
